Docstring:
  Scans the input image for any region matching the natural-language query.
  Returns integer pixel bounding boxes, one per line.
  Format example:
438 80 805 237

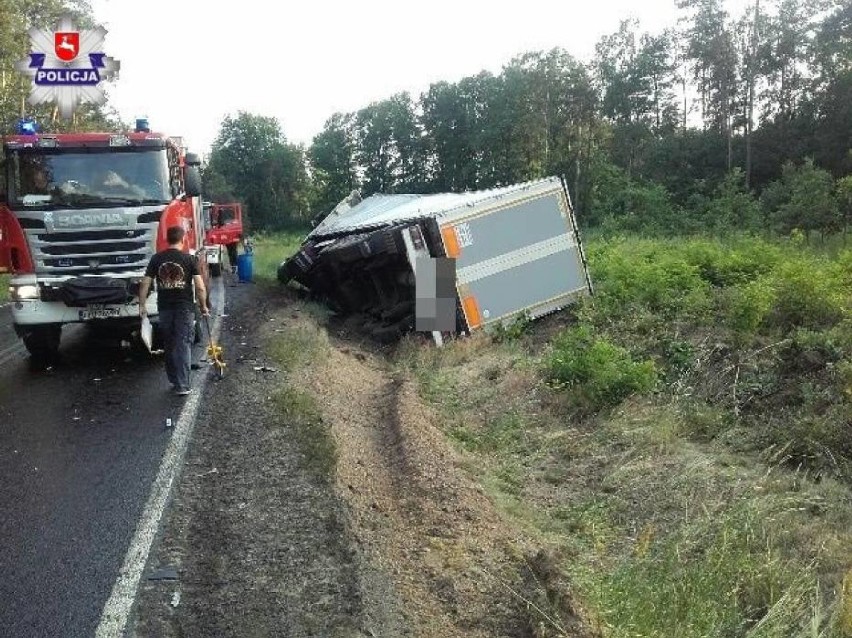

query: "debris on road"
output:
147 568 179 582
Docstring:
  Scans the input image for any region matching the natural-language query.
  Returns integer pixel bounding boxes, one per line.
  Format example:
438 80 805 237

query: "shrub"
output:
548 325 658 410
767 259 846 331
723 277 777 334
778 328 846 374
587 239 710 320
490 313 532 343
683 238 781 287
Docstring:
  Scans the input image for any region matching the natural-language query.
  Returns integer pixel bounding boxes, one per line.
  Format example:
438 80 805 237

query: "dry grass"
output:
397 331 852 637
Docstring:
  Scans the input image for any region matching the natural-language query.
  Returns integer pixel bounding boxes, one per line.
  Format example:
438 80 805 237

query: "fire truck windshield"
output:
8 147 171 209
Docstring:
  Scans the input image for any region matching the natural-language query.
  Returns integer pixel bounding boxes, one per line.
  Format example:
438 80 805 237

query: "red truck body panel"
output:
204 203 244 246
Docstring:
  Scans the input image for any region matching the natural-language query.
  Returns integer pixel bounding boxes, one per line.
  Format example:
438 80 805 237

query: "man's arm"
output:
193 275 209 315
138 276 152 317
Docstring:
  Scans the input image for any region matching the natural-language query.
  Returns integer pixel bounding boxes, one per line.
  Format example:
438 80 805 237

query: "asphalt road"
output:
0 286 222 638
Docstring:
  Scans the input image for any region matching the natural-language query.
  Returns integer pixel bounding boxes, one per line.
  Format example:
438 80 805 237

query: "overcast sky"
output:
89 0 750 155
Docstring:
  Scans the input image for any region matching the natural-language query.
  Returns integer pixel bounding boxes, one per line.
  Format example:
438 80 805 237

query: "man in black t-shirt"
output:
138 226 209 395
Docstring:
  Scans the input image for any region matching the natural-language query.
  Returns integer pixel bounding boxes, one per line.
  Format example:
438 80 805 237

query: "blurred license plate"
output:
80 305 121 320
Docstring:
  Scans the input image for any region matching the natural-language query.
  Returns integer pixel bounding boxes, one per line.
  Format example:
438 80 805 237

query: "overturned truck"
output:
279 176 593 344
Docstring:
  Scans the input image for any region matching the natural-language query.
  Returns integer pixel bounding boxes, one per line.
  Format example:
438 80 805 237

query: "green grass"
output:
395 233 852 637
268 323 328 372
272 386 336 478
586 503 826 638
250 229 309 283
267 322 335 478
574 235 852 475
0 274 8 303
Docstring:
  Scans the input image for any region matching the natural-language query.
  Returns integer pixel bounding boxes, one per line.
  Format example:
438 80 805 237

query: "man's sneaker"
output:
174 387 191 396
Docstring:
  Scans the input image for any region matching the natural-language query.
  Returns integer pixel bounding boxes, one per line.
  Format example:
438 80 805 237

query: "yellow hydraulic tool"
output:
203 314 226 379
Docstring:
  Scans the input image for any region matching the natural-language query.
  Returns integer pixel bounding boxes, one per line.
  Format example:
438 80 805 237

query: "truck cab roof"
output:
2 132 175 150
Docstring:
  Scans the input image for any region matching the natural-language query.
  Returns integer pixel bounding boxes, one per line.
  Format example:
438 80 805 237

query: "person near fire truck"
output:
138 226 209 395
215 209 240 273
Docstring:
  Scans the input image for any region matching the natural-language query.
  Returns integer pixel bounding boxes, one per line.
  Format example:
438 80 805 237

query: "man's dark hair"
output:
166 226 185 245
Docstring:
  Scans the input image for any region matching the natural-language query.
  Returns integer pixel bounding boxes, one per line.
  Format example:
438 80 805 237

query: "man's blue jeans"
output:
158 305 195 390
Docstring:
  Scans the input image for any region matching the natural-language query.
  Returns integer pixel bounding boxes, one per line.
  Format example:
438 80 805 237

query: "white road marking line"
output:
95 275 225 638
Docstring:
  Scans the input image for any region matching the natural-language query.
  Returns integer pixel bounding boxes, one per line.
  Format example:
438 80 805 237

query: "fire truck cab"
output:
0 117 209 359
203 202 244 276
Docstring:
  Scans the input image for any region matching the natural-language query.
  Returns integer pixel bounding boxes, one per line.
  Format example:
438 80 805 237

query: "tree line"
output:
1 0 848 236
207 0 849 236
299 0 851 237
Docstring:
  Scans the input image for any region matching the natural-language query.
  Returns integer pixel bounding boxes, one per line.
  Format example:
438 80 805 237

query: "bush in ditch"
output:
548 325 658 411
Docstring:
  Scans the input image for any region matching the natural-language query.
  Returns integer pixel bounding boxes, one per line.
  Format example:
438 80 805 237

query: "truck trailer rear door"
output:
440 179 591 331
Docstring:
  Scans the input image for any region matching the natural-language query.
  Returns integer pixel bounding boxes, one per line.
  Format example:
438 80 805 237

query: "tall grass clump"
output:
548 325 657 411
588 502 838 638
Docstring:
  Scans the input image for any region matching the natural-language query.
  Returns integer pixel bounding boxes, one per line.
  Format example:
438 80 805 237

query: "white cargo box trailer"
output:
279 176 593 342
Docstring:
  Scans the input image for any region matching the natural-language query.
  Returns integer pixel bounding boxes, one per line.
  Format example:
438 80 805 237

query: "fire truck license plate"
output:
80 305 121 320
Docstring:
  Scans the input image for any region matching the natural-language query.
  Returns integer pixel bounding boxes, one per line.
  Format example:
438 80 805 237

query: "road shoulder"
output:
131 281 405 637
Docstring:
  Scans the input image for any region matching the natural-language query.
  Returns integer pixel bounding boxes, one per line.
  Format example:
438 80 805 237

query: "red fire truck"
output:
203 202 244 276
0 117 210 359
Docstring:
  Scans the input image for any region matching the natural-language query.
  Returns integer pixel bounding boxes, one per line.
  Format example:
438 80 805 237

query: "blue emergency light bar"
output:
17 118 39 135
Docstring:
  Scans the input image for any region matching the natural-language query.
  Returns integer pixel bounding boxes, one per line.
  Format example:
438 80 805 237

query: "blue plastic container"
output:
237 253 253 282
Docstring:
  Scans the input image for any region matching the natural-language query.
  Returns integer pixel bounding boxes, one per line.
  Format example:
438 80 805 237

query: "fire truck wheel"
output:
22 325 61 361
210 263 222 277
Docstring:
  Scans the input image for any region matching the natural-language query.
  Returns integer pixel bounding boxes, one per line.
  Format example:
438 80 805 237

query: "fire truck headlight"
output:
10 284 39 301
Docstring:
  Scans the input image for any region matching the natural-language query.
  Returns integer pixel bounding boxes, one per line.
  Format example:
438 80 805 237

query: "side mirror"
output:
184 165 202 197
184 152 201 167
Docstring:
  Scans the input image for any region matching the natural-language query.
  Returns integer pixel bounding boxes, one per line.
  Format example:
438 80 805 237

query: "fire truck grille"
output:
43 254 147 269
28 227 156 275
37 229 148 242
40 240 146 256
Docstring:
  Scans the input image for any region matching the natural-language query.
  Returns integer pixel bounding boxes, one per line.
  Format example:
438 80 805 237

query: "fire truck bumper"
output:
8 274 158 328
9 296 158 327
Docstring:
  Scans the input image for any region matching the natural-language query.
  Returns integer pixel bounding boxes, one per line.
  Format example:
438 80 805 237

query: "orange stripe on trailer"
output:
441 225 461 258
461 295 482 330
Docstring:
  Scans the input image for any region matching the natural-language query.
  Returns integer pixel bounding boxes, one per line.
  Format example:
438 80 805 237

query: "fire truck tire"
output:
22 325 61 361
210 263 222 277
